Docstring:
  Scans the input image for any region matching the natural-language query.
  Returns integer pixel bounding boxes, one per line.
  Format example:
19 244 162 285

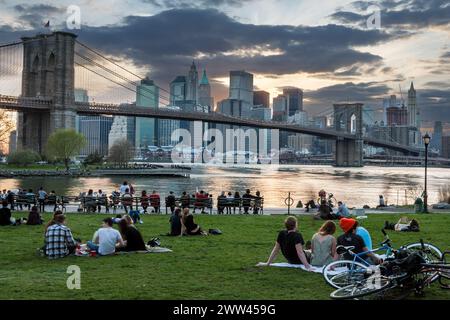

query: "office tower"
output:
272 94 287 121
253 90 270 108
78 116 113 156
198 69 214 108
229 70 254 105
108 114 136 151
408 81 419 128
170 76 186 105
442 136 450 159
135 77 159 149
431 121 443 154
186 61 198 102
387 105 407 126
282 87 303 116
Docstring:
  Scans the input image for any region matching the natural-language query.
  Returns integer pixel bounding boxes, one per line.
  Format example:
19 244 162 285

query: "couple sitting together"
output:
261 216 380 270
87 217 146 255
169 208 208 236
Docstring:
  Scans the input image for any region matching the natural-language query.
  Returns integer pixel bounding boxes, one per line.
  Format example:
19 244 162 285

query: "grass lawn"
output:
0 212 449 300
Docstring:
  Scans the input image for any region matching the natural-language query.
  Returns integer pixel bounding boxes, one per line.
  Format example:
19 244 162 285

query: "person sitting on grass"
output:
44 214 77 259
27 205 43 225
45 210 64 232
337 218 380 264
180 208 206 236
0 201 13 226
314 200 337 220
336 201 350 218
311 221 338 267
116 218 146 252
262 216 312 270
168 208 182 236
87 217 125 256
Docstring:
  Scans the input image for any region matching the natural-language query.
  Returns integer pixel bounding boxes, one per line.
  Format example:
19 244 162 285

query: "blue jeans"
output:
87 241 99 253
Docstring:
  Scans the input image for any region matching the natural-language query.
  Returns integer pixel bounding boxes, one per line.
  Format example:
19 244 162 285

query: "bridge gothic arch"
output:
333 103 363 167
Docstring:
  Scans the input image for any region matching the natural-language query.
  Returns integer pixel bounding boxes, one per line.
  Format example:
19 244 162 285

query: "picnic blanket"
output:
256 262 333 274
256 254 386 274
75 244 172 257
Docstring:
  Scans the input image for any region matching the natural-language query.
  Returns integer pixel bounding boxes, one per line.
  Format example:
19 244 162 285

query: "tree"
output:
108 139 134 167
46 129 86 171
83 151 104 166
0 110 14 154
7 150 41 167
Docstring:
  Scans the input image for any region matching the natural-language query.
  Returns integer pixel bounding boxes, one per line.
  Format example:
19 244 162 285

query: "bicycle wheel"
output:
405 242 442 263
323 260 373 289
330 275 391 300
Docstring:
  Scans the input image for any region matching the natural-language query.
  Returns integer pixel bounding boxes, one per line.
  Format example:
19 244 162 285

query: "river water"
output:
1 165 449 208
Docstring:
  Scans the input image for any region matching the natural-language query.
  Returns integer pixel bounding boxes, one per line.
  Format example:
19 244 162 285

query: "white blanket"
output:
256 262 329 274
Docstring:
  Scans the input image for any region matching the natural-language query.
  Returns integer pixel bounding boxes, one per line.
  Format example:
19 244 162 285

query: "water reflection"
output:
0 165 448 208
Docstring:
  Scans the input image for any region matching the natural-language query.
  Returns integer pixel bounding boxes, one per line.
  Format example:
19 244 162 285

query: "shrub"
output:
7 150 41 166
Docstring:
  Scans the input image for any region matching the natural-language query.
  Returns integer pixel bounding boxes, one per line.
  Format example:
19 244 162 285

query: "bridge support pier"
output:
335 138 363 167
17 31 77 154
333 103 364 167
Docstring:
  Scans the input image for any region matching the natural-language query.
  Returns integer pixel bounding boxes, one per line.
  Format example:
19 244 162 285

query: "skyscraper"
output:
282 87 303 116
408 82 419 128
229 70 253 105
272 94 287 121
170 76 186 105
431 121 443 154
78 115 113 156
253 90 270 108
135 77 159 149
198 69 214 108
186 61 198 102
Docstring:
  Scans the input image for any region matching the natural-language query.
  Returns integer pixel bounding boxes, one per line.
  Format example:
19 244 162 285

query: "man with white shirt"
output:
87 217 124 255
119 181 130 195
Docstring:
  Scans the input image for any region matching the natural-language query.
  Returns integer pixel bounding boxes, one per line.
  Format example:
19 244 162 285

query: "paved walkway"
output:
36 204 450 215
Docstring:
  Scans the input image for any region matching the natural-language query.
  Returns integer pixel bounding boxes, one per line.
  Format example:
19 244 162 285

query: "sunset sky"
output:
0 0 449 123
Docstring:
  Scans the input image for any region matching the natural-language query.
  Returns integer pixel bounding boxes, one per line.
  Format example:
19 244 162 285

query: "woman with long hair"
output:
180 208 206 236
117 218 146 251
310 221 338 266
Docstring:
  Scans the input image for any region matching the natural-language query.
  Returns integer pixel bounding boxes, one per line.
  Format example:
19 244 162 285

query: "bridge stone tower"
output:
17 31 77 153
334 103 363 167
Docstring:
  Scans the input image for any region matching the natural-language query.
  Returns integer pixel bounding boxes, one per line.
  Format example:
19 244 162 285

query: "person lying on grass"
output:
87 217 125 256
261 216 312 270
180 208 207 236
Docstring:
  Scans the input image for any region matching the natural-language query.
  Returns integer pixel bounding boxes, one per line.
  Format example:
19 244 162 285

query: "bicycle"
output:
330 242 449 300
322 230 443 289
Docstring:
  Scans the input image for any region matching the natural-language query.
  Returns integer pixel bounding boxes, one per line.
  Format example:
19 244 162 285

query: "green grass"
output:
0 212 449 300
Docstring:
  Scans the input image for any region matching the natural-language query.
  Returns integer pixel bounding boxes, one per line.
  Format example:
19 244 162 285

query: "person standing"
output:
37 187 47 212
166 191 176 214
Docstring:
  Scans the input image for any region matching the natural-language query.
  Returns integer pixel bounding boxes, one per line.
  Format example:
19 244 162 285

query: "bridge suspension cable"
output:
75 40 184 103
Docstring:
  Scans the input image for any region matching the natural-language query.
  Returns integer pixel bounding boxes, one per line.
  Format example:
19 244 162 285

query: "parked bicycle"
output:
329 242 449 299
322 230 443 289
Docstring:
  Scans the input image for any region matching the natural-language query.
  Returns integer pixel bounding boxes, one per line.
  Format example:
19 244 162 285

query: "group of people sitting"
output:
0 201 44 226
41 204 210 259
262 216 379 270
217 189 263 214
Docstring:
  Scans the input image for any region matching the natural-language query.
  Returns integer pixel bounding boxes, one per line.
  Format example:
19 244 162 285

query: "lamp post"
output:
422 133 431 213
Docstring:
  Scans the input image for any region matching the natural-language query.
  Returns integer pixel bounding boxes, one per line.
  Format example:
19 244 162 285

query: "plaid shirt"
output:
45 223 76 259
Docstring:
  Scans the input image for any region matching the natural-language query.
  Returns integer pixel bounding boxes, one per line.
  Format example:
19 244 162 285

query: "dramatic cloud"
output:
305 81 390 110
331 0 450 29
73 8 398 87
142 0 254 8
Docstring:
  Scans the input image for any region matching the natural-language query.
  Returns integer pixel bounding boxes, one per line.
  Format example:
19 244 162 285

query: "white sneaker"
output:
139 220 143 224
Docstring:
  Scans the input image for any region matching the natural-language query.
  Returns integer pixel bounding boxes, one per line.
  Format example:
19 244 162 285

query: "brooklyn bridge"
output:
0 31 422 167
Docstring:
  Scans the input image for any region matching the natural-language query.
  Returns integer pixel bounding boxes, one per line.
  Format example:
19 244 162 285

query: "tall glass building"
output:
78 116 113 156
135 78 159 150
